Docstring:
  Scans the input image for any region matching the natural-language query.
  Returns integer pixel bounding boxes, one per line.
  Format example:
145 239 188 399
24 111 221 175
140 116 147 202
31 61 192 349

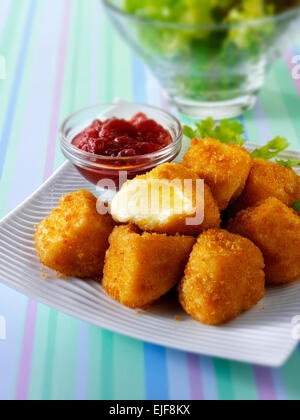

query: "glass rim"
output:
102 0 300 31
60 102 183 164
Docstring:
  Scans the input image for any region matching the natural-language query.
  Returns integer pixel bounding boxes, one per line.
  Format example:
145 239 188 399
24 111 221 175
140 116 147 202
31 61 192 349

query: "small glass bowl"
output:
60 102 183 189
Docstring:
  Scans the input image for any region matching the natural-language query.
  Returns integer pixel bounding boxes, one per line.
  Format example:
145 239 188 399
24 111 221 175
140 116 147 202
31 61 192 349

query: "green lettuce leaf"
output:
275 159 300 168
183 117 246 146
251 137 290 159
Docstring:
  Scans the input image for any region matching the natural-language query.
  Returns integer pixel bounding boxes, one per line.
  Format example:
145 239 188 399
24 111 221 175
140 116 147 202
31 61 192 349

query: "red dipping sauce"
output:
60 104 182 190
72 113 172 157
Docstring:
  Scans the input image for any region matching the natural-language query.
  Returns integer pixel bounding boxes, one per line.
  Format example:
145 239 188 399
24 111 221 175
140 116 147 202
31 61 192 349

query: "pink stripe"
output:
15 0 72 400
44 0 72 180
253 366 277 400
187 354 204 400
285 50 300 97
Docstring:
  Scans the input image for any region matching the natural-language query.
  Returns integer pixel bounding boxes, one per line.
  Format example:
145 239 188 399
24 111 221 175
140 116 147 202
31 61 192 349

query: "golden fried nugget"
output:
182 137 253 210
178 229 265 325
228 197 300 285
111 163 220 236
232 158 300 214
35 190 115 278
103 224 196 308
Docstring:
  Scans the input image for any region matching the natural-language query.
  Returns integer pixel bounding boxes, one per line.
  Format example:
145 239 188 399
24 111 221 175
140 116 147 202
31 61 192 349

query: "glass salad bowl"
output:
103 0 300 119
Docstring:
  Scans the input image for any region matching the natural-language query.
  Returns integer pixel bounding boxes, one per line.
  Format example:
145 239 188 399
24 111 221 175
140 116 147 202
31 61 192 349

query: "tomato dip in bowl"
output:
60 102 183 189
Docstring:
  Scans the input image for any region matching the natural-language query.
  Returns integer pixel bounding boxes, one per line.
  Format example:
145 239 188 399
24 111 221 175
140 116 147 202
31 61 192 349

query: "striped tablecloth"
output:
0 0 300 401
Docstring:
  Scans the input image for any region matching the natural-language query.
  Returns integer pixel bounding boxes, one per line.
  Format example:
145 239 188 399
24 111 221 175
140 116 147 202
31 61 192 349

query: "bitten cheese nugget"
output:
182 137 253 210
232 158 300 213
111 163 220 236
178 229 265 325
228 198 300 285
35 190 115 278
103 225 196 308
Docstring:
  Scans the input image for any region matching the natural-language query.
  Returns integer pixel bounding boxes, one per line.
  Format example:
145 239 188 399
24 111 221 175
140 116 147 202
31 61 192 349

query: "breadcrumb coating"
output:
182 137 253 210
103 224 196 308
111 163 220 236
178 229 265 325
228 197 300 285
35 190 115 278
232 158 300 214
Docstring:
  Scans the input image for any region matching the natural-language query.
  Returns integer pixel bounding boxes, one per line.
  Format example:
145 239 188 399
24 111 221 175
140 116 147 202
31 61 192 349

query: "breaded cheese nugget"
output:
182 137 253 210
35 190 115 278
111 163 220 236
232 158 300 213
103 224 195 308
178 229 265 325
228 197 300 285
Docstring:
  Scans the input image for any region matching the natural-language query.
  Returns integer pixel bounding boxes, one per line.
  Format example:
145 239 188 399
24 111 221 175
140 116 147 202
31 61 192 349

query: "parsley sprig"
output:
183 118 299 167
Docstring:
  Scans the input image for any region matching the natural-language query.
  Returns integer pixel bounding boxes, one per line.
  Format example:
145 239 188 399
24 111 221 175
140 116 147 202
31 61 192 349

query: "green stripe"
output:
49 313 80 400
113 335 145 400
243 108 263 145
73 0 93 109
100 330 115 400
87 328 115 400
260 61 299 149
101 13 114 102
231 363 258 400
281 350 300 400
214 359 235 400
112 26 133 101
87 325 103 400
274 60 300 149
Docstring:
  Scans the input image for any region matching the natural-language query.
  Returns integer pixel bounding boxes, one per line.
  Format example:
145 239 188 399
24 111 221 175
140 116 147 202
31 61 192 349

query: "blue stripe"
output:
0 0 37 181
272 368 288 400
144 343 169 400
239 115 250 142
166 349 190 400
199 356 218 400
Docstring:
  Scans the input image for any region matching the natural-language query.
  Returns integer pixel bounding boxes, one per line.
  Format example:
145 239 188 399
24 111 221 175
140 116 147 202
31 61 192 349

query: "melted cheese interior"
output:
111 178 195 226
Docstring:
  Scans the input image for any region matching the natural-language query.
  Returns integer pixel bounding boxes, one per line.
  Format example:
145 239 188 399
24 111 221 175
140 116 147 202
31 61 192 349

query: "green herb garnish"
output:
275 159 300 168
184 118 296 164
183 117 246 146
292 201 300 211
251 137 290 159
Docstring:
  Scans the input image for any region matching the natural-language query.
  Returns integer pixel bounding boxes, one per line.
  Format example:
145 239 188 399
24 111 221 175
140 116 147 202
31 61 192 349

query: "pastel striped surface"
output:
0 0 300 400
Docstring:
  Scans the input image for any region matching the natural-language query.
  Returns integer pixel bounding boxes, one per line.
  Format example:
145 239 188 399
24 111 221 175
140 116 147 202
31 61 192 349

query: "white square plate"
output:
0 143 299 367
